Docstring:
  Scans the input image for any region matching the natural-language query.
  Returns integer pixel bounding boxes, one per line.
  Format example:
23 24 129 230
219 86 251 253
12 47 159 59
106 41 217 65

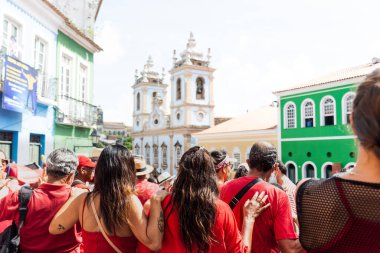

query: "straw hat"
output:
134 158 154 176
157 171 175 185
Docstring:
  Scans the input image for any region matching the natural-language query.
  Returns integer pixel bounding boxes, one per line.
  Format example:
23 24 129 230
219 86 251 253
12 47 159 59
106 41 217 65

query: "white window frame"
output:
320 96 336 126
302 161 317 179
174 141 182 168
2 17 22 59
161 143 168 169
134 143 140 156
284 102 297 129
321 162 333 178
285 161 298 182
34 36 48 97
60 54 72 97
246 146 251 161
176 78 182 100
233 147 241 169
301 99 315 128
153 144 159 168
79 63 88 102
136 92 141 111
145 143 151 165
341 92 355 125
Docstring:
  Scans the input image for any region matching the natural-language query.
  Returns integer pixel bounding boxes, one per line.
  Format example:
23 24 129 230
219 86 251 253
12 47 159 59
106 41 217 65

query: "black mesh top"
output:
296 176 380 253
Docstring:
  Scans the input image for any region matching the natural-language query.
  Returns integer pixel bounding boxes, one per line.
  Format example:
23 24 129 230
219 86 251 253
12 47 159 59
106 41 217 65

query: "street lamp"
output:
90 128 100 147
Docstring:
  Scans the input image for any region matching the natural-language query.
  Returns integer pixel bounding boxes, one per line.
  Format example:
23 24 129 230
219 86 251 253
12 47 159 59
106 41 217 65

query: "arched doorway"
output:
325 164 333 178
286 162 297 183
302 162 317 178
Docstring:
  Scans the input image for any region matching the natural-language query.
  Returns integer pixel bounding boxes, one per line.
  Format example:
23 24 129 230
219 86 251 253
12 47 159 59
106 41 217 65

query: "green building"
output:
54 30 101 154
273 59 380 183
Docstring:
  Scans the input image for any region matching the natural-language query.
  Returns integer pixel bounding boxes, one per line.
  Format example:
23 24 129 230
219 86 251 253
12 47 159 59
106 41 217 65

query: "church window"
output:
154 119 159 125
161 143 168 170
342 92 355 124
196 77 205 100
136 92 140 111
284 102 296 129
321 96 336 126
176 78 181 100
145 144 151 165
233 152 241 170
176 113 181 120
134 144 140 156
153 144 159 168
174 141 182 168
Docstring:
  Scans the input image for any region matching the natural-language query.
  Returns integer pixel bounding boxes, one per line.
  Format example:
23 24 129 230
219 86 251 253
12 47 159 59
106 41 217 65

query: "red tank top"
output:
81 200 137 253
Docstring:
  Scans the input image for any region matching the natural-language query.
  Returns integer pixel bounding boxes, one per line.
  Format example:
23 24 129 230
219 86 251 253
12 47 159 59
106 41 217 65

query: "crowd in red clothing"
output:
1 69 380 252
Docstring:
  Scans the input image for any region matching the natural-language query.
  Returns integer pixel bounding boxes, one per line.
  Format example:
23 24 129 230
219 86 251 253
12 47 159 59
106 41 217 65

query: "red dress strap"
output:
81 196 86 226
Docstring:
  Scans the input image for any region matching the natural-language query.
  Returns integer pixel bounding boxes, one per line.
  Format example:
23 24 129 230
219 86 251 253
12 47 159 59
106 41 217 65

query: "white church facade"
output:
131 34 215 175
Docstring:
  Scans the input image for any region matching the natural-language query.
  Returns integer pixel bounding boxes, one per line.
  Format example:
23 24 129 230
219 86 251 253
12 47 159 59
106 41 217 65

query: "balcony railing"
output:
56 95 97 127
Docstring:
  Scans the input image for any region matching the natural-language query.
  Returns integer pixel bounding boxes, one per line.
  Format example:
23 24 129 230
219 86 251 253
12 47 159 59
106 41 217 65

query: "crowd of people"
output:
0 70 379 252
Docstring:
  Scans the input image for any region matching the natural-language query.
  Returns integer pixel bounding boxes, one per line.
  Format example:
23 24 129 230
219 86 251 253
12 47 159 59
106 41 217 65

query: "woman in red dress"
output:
49 144 166 253
157 146 269 253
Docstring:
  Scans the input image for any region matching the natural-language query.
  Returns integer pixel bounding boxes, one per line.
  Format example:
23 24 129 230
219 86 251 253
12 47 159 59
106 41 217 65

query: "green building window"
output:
285 103 296 129
342 93 355 124
302 100 315 128
321 97 336 126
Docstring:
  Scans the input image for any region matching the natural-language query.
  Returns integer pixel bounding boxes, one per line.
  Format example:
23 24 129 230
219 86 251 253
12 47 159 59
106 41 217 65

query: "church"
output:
131 33 215 175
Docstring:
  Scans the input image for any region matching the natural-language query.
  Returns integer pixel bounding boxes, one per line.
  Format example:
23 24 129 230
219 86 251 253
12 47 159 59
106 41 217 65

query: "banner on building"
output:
2 55 38 115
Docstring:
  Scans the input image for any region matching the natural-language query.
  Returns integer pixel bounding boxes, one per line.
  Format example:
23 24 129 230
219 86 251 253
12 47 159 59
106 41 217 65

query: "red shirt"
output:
157 195 247 253
220 176 297 253
0 183 82 253
135 179 159 204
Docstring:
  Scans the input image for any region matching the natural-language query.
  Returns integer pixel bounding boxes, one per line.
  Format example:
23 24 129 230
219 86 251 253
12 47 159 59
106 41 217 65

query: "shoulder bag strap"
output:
10 185 33 249
90 199 122 253
229 178 262 210
18 185 33 233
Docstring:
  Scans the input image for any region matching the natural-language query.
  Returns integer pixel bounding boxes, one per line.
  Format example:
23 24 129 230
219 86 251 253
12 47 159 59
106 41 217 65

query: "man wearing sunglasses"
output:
72 155 96 191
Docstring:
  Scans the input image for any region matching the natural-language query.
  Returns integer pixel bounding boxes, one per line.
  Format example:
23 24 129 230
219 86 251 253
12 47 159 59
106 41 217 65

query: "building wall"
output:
196 130 278 168
0 0 58 165
279 82 358 181
54 124 92 153
282 138 357 180
280 83 356 138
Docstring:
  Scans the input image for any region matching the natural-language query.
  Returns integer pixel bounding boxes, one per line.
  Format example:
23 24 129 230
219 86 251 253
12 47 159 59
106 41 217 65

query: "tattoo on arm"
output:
158 210 164 233
58 224 65 231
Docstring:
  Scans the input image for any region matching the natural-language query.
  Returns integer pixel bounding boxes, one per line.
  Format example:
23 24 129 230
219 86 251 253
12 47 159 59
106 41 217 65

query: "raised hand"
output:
244 191 271 220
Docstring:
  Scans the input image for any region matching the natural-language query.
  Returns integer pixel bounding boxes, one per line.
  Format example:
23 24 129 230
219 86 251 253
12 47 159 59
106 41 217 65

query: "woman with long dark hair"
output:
296 69 380 252
49 144 165 253
158 146 269 253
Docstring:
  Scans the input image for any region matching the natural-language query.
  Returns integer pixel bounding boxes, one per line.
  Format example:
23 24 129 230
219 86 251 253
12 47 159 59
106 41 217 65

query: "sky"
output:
93 0 380 125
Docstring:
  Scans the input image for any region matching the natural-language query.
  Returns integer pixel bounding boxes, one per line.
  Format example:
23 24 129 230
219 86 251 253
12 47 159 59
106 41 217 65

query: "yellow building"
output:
194 105 278 168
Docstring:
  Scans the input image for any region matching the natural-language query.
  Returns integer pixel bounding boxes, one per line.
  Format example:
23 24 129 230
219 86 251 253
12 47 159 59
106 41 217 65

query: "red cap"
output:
77 155 96 170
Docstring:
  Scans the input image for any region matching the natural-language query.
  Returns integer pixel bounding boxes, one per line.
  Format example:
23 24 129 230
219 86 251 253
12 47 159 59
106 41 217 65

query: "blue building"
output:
0 0 101 164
